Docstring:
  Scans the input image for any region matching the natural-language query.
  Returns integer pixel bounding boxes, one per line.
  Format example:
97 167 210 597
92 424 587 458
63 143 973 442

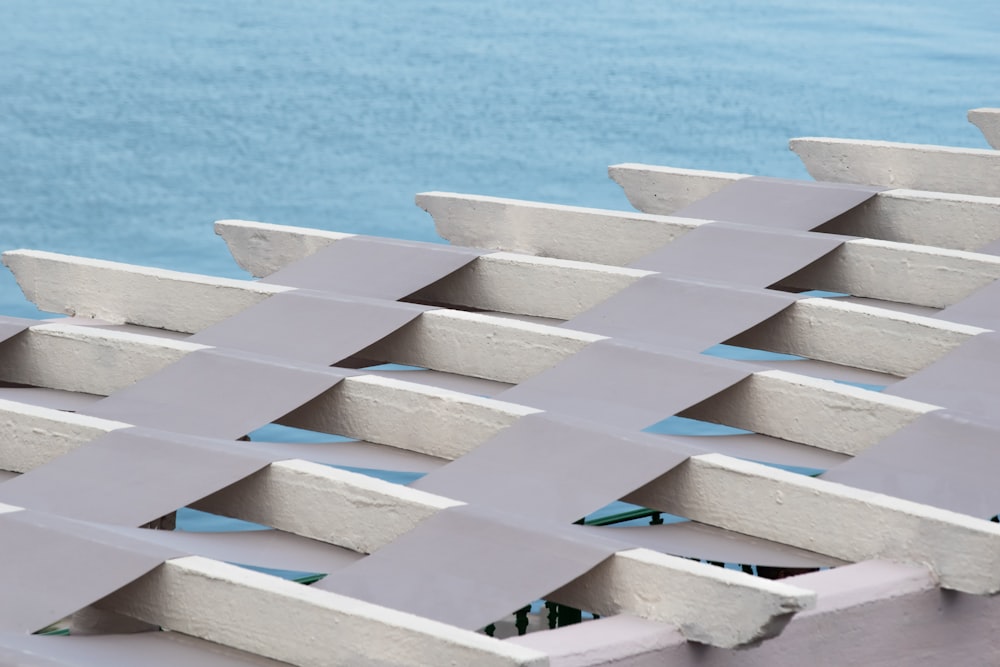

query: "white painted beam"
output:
412 194 1000 308
0 400 465 557
412 194 698 266
191 460 462 555
0 320 936 464
0 401 817 649
216 226 993 371
8 399 995 633
225 229 995 371
356 309 598 383
279 374 539 461
729 299 983 376
547 547 813 648
968 108 1000 150
10 246 987 377
220 221 671 320
3 386 989 598
0 399 451 553
3 251 603 383
2 251 284 331
0 317 941 461
681 371 936 457
0 313 942 457
608 164 1000 252
626 454 1000 595
214 220 355 277
227 217 1000 315
96 551 813 657
0 399 130 472
513 560 1000 667
198 464 818 647
97 556 550 667
830 189 1000 251
0 321 200 394
782 238 1000 308
607 163 745 215
790 137 1000 197
0 329 546 462
408 251 649 321
0 360 539 466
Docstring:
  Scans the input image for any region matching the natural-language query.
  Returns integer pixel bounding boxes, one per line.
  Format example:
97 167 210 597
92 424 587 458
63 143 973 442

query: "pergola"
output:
2 108 1000 666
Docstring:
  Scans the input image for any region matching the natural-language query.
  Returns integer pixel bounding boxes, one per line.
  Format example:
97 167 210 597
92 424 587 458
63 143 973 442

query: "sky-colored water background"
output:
2 1 998 318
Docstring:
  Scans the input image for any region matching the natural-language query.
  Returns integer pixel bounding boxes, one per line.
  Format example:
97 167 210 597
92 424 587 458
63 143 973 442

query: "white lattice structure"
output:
2 108 1000 666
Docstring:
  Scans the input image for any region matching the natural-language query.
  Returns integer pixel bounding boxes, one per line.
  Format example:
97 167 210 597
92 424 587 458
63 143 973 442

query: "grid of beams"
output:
2 107 1000 666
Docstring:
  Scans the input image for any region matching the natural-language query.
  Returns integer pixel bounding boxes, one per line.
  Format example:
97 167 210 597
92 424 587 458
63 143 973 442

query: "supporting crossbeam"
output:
789 138 1000 198
7 258 992 592
680 371 932 457
0 401 815 649
4 248 961 380
607 163 1000 252
625 454 1000 594
208 225 988 373
3 358 998 596
515 560 1000 667
220 225 991 367
414 193 1000 308
97 556 550 667
0 295 944 457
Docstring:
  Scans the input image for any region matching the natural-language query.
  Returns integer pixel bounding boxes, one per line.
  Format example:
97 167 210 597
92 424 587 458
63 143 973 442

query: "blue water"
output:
2 3 998 543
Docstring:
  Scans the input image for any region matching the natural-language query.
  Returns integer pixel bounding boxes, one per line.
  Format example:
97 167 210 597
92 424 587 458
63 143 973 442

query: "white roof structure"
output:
2 108 1000 666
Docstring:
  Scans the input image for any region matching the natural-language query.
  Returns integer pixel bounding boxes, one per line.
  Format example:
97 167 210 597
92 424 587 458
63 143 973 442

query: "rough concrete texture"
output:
3 250 282 332
628 454 1000 594
821 188 1000 250
607 164 747 215
729 298 984 376
791 138 1000 197
99 557 550 667
968 107 1000 149
418 192 698 265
